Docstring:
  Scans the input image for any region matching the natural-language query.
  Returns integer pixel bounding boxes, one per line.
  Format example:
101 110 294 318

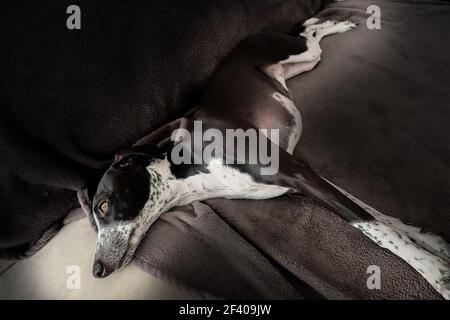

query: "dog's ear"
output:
114 144 165 162
77 188 97 232
77 168 108 232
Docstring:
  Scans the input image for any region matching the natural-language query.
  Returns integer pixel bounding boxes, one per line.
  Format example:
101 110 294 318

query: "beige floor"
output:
0 218 208 300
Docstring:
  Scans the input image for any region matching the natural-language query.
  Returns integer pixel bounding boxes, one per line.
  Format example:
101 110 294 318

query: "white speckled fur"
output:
326 180 450 299
352 221 450 299
327 180 450 263
97 157 290 272
143 158 450 299
169 158 289 205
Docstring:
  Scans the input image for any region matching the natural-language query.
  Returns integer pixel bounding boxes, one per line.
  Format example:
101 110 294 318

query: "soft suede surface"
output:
1 0 448 299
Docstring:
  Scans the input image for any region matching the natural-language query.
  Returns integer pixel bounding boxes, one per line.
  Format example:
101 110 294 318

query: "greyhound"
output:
91 18 450 299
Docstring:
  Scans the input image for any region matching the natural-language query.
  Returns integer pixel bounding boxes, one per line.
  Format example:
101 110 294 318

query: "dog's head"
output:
91 145 165 278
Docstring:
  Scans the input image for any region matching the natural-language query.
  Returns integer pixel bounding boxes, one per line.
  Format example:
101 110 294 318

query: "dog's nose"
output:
93 260 106 278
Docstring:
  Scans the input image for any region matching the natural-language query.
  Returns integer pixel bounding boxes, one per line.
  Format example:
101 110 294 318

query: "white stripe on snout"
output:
171 158 290 206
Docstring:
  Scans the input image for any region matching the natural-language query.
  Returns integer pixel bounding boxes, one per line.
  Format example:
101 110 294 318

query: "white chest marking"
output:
148 158 173 178
170 159 290 206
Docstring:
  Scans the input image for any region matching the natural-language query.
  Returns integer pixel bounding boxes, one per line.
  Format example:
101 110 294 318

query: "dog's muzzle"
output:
92 222 136 278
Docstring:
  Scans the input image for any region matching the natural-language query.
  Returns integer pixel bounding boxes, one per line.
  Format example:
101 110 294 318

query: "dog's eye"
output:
119 161 130 168
115 158 131 170
98 200 109 217
119 159 131 169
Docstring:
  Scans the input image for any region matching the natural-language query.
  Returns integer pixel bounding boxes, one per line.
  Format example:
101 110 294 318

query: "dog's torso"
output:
157 32 308 202
192 32 307 154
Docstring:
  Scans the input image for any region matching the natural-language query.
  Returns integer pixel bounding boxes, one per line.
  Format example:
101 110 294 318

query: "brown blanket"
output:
2 0 449 299
106 0 449 299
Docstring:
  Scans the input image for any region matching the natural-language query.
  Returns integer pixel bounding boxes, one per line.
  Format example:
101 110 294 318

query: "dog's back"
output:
193 32 310 153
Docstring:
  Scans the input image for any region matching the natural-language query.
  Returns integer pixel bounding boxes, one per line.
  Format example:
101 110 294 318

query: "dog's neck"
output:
144 158 197 218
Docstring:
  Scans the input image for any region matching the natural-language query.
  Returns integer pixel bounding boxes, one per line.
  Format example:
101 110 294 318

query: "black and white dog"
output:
91 19 450 299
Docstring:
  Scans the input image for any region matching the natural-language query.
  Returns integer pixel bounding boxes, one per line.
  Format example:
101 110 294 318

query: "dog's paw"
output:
301 19 357 39
303 17 320 27
333 20 358 33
